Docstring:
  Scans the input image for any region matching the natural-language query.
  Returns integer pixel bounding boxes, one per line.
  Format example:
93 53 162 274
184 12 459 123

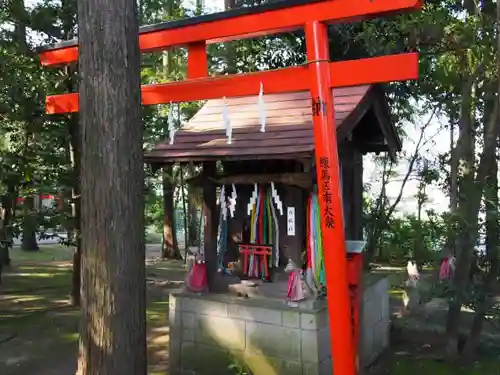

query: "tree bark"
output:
21 196 39 251
445 1 500 353
160 43 181 260
0 194 13 263
202 162 220 291
180 165 189 258
69 114 82 306
461 25 500 358
224 0 237 74
60 0 80 307
461 150 498 358
162 165 181 259
444 71 478 359
76 0 146 373
445 63 499 359
195 0 204 14
0 194 14 283
448 120 458 258
187 163 199 247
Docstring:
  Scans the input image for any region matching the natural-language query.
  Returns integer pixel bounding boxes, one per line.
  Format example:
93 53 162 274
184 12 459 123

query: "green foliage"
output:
228 360 252 375
369 212 448 264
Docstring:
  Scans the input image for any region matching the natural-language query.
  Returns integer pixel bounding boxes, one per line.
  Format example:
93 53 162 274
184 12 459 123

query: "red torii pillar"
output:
36 1 421 374
306 20 356 373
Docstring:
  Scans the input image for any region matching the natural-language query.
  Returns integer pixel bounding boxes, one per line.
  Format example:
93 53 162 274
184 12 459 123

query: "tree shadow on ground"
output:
0 253 187 375
368 329 500 375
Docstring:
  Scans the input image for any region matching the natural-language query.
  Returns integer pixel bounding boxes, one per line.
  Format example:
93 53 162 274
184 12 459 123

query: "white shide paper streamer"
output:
167 101 176 145
222 97 232 144
258 82 267 132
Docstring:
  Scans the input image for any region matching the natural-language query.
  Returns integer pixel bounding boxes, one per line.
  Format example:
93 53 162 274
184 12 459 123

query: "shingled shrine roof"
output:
144 85 401 164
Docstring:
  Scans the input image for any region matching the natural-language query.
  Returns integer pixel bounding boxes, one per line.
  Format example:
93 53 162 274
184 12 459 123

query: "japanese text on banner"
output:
319 157 335 229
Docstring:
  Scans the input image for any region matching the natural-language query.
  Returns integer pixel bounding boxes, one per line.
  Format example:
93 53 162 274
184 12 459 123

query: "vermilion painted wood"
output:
45 53 418 114
38 0 422 66
305 20 356 375
187 42 208 78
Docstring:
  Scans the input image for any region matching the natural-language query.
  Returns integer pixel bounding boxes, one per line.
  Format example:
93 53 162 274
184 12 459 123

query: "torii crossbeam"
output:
37 0 421 374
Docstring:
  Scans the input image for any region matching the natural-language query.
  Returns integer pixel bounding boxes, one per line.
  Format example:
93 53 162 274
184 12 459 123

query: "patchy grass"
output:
0 260 77 375
10 245 74 263
0 250 182 375
5 256 498 375
373 354 500 375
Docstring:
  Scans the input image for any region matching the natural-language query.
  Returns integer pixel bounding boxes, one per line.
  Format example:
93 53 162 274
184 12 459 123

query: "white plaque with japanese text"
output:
287 207 295 236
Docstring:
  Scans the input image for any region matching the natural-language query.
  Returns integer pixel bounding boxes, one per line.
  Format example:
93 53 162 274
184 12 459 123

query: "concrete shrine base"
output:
169 276 390 375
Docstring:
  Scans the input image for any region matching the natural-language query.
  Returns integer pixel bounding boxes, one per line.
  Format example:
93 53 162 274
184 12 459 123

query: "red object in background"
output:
37 1 421 374
16 195 63 212
16 194 55 203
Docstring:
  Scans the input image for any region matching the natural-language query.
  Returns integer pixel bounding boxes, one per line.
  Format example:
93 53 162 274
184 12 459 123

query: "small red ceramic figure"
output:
185 254 208 293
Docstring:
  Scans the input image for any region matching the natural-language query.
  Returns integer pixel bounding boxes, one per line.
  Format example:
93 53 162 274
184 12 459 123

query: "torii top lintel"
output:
39 0 421 66
39 0 421 114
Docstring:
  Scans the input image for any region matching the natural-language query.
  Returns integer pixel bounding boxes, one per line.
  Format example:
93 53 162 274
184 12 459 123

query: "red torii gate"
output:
37 0 421 374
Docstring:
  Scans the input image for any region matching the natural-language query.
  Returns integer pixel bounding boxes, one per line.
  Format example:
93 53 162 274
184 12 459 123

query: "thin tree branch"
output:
385 108 437 219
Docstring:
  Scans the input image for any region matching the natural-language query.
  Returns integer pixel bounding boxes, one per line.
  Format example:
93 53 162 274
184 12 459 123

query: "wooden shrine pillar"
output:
341 147 364 241
202 161 219 292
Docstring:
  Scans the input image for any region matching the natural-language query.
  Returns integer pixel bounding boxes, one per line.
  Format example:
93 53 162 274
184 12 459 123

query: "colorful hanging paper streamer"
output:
245 184 280 278
307 190 325 287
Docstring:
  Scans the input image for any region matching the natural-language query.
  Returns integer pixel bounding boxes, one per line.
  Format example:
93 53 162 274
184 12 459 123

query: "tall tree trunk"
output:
461 7 500 354
21 196 39 251
224 0 237 74
444 70 477 359
461 149 498 359
415 166 427 267
60 0 80 306
187 163 199 247
12 0 39 253
69 114 82 306
0 194 14 283
448 121 458 256
162 165 181 259
195 0 204 14
76 0 146 373
160 34 181 259
180 165 189 258
12 0 28 49
445 64 499 359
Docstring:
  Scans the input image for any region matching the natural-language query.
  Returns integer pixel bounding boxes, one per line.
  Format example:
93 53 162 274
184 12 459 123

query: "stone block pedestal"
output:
169 276 389 375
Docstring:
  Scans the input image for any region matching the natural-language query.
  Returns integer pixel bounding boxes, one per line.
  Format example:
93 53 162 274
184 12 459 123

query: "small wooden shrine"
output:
145 84 400 294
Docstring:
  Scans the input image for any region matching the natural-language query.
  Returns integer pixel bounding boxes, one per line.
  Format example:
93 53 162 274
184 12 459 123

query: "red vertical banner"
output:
305 21 356 375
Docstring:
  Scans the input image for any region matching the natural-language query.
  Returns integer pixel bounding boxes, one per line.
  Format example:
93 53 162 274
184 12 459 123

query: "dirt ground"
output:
0 244 183 375
1 246 499 375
